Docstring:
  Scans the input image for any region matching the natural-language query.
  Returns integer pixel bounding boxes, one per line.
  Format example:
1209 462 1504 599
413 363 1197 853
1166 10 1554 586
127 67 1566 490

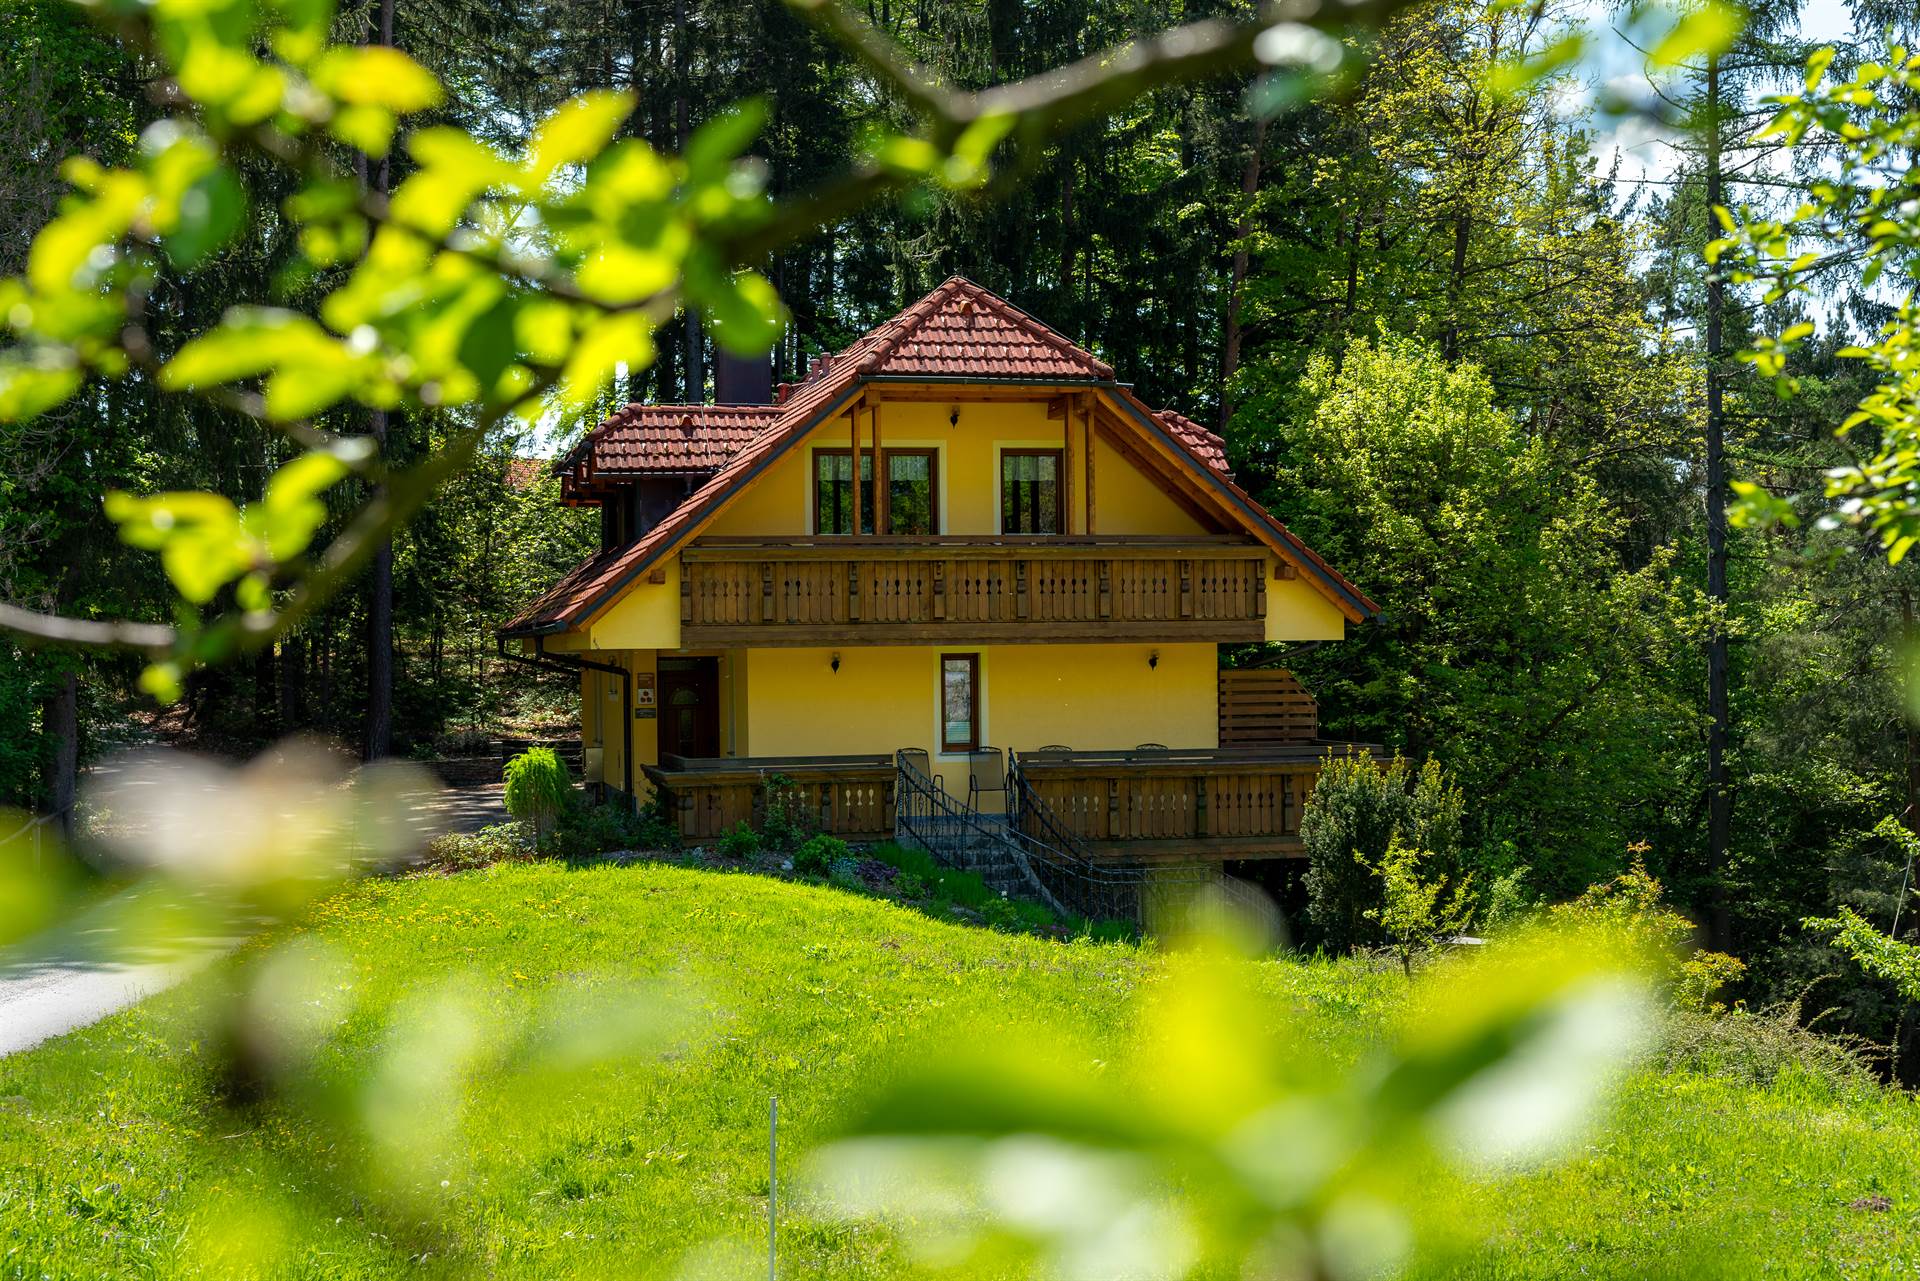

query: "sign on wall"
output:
634 671 657 719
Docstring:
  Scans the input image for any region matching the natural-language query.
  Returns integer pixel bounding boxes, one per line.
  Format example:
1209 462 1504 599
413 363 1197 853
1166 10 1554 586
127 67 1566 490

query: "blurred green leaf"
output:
162 167 246 269
1649 2 1743 68
694 266 785 355
526 90 635 185
684 99 767 181
0 355 82 422
311 46 444 114
456 295 522 392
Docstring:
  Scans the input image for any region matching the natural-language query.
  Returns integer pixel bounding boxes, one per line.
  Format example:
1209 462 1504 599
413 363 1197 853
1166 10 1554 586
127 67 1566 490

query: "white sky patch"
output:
1577 0 1860 188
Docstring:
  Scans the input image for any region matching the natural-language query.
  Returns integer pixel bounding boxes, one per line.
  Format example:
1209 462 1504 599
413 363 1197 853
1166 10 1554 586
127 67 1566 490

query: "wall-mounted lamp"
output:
1148 650 1160 670
948 407 960 428
830 652 842 674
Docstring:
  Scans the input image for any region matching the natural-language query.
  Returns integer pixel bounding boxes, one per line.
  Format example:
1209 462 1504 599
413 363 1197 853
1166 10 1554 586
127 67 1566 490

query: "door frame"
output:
656 655 721 760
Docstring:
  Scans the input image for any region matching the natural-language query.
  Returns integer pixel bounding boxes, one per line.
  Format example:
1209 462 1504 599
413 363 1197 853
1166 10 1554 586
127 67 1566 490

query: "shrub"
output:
758 773 816 850
421 822 532 871
1480 865 1536 932
871 840 939 880
1551 854 1746 1011
793 834 850 877
1301 753 1462 952
828 858 865 892
717 822 760 860
503 748 571 847
978 895 1020 930
553 799 671 860
1360 835 1474 975
894 872 929 899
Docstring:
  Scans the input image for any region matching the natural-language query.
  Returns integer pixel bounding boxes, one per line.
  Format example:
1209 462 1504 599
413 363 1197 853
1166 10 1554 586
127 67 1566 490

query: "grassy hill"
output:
2 862 1918 1279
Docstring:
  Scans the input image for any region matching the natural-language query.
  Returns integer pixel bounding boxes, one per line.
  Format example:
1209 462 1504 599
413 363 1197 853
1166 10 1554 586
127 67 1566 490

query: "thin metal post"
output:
760 1090 768 1281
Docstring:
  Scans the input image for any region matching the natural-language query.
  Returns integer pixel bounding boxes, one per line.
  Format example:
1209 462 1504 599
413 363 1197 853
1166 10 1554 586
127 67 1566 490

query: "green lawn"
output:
2 861 1918 1279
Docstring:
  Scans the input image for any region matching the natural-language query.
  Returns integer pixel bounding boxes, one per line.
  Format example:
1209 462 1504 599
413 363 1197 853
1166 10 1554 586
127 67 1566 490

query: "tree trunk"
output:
280 635 307 728
1703 51 1732 950
43 668 77 840
363 0 397 762
675 0 703 404
1219 115 1266 431
1442 207 1471 362
253 642 277 737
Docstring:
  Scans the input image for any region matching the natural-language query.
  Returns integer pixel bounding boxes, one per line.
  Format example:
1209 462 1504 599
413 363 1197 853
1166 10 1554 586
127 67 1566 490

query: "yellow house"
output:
501 278 1377 881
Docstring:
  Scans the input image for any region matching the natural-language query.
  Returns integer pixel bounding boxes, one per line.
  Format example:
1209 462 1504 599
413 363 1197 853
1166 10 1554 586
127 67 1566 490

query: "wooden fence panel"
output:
1218 669 1319 746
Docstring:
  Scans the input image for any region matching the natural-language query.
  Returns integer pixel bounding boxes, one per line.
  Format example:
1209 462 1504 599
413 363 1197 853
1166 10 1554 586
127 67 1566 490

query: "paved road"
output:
0 782 509 1058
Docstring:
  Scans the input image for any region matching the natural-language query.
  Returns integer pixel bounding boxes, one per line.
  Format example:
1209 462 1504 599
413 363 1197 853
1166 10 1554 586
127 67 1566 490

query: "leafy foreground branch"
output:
0 0 1418 698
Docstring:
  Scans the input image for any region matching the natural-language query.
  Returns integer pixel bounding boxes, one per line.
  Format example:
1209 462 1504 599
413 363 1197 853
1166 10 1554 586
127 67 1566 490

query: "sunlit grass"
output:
1 861 1917 1278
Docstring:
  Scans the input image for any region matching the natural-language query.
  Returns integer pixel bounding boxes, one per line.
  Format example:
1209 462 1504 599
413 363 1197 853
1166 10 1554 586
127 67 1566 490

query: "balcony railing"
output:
642 753 896 842
1014 745 1370 860
679 535 1270 645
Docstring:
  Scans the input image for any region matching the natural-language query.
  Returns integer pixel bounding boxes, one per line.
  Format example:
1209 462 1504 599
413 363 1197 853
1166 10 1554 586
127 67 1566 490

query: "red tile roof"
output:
560 404 780 481
1155 409 1231 477
503 277 1373 634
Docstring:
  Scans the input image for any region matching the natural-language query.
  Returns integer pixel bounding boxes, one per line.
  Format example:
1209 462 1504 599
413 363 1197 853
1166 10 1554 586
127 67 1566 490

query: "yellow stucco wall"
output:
588 556 681 651
704 398 1206 539
1266 571 1348 641
744 642 1217 783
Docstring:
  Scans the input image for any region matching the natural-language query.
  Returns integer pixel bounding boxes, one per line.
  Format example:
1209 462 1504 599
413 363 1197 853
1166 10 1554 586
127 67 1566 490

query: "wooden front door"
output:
657 657 720 760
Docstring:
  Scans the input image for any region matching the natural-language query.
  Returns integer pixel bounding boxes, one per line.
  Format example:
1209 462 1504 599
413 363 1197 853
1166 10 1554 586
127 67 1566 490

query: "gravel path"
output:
0 782 510 1057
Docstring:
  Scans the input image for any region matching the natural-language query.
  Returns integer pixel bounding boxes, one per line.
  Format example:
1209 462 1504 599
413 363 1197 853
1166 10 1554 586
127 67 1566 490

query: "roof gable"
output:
502 277 1379 635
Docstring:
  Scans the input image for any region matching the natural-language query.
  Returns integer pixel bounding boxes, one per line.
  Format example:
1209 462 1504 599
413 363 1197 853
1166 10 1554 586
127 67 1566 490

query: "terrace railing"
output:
1015 745 1364 860
643 754 895 842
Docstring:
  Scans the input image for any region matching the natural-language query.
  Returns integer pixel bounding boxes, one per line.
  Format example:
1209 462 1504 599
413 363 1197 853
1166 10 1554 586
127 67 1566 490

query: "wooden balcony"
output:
679 535 1270 646
1016 745 1369 861
642 753 896 842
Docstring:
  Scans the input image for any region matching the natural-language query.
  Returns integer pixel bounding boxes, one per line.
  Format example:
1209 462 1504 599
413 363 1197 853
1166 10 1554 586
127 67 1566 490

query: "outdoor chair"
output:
967 747 1009 811
898 746 942 791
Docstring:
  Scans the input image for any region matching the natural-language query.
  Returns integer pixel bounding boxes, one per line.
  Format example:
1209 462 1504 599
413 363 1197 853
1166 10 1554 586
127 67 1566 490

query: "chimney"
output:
714 350 773 405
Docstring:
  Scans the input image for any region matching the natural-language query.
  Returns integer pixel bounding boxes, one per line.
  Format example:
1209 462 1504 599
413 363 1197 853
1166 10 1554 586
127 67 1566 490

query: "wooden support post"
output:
932 560 947 620
848 560 861 622
1085 408 1097 534
1195 775 1208 838
1016 560 1031 620
870 405 885 535
1063 399 1075 535
680 570 693 624
761 562 775 624
1098 559 1112 619
850 406 863 537
1180 559 1194 618
1255 562 1267 619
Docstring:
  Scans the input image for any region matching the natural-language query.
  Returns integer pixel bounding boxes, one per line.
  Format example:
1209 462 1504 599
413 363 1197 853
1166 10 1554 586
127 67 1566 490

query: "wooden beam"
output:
849 402 862 538
1086 406 1096 534
679 620 1265 647
1063 395 1075 535
870 384 1092 403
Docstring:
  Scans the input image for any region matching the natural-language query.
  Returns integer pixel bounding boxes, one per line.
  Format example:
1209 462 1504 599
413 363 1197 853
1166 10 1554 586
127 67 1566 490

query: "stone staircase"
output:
913 813 1034 897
